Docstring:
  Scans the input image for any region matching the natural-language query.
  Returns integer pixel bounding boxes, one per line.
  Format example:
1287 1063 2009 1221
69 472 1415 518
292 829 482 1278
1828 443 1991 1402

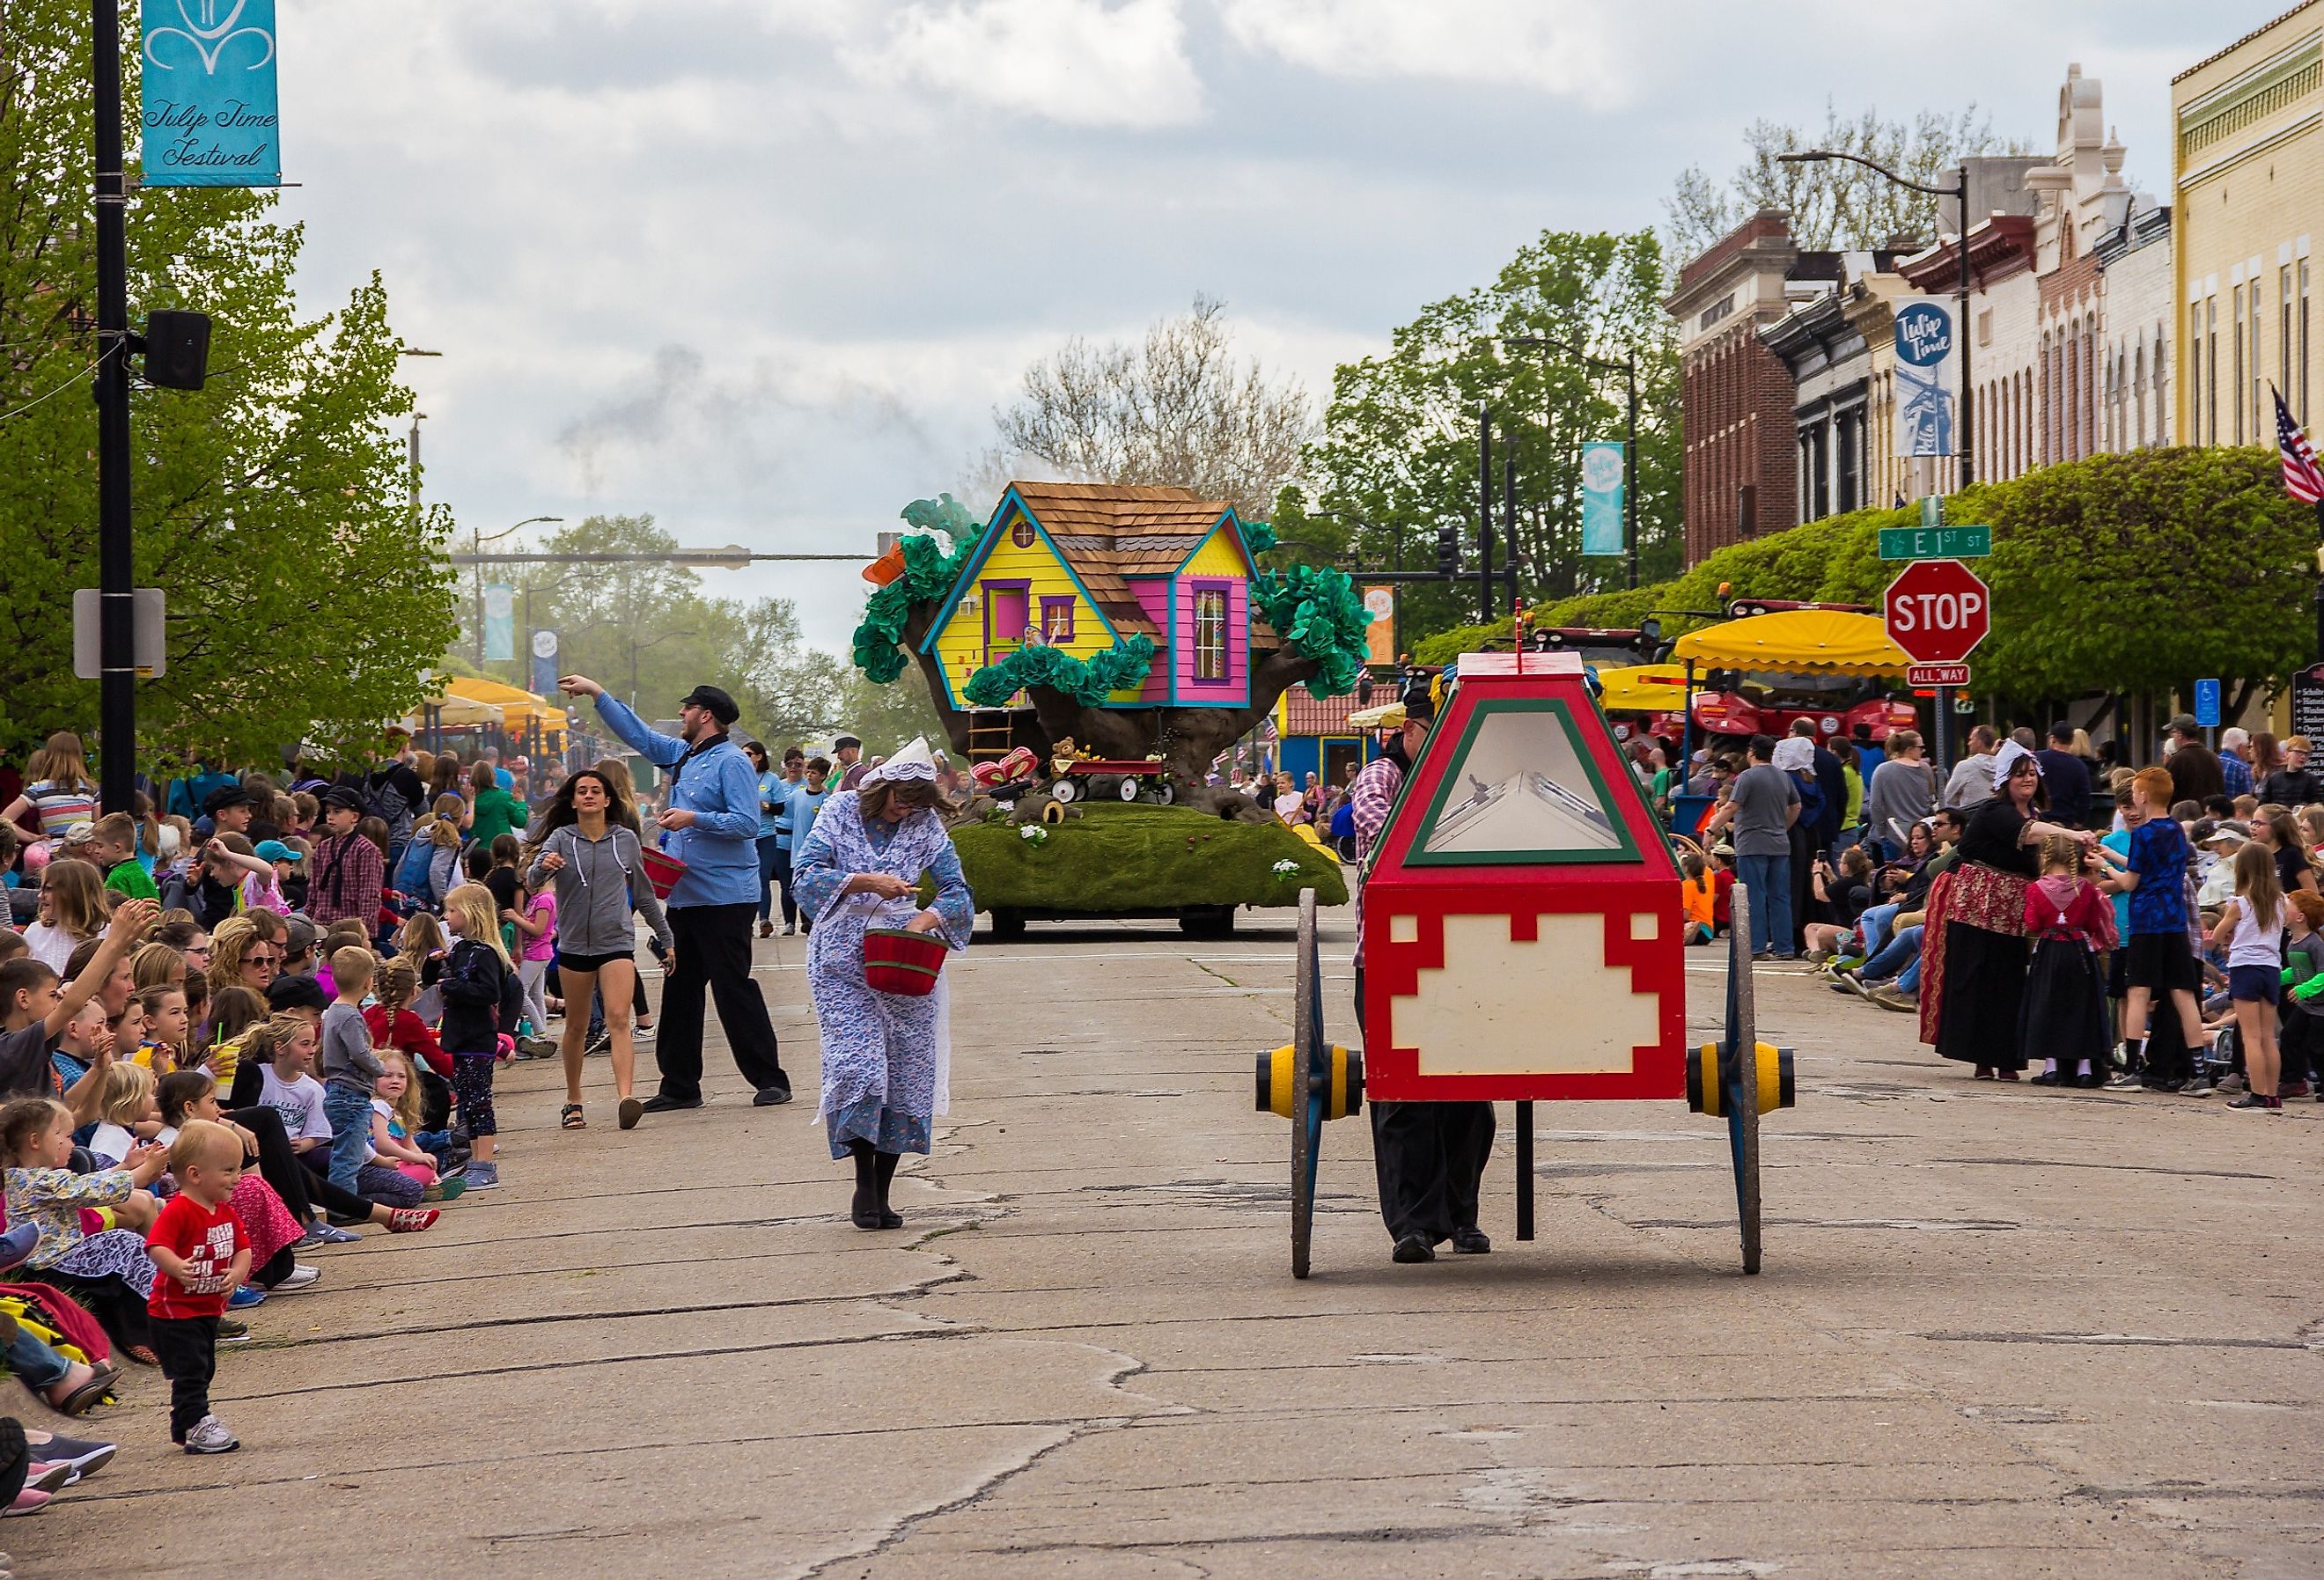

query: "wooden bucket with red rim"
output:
863 926 946 996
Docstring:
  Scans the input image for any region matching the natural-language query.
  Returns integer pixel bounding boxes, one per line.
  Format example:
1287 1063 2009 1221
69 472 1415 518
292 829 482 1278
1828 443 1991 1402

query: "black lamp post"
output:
1777 150 1975 489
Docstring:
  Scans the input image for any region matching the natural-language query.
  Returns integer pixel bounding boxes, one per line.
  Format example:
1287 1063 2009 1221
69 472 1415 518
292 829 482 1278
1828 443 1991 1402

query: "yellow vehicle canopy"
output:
436 676 569 733
1594 663 1691 712
1669 611 1909 676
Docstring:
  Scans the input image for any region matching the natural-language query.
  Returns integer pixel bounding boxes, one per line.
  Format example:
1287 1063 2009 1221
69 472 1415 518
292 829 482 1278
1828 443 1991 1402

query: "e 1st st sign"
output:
1883 559 1990 666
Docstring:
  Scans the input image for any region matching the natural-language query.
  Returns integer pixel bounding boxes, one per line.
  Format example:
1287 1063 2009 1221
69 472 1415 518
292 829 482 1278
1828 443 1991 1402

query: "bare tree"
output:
985 296 1315 520
1665 103 2030 260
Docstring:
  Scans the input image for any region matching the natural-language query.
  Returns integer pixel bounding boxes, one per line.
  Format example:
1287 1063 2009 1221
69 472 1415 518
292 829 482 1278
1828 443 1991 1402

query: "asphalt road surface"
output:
28 911 2322 1578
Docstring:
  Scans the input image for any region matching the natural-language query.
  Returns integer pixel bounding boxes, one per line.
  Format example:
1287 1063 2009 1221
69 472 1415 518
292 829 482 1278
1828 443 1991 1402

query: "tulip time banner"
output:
141 0 282 187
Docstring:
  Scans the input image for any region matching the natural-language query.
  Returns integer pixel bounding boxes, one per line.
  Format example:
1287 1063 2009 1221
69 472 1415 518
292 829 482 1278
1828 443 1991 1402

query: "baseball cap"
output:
254 839 296 863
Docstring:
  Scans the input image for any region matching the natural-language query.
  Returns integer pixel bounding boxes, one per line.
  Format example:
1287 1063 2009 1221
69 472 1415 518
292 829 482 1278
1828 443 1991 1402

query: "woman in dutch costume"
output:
1921 741 2092 1079
790 738 974 1229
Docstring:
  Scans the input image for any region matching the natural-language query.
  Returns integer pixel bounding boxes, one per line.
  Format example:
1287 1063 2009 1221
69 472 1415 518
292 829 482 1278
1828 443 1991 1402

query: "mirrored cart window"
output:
1414 702 1636 863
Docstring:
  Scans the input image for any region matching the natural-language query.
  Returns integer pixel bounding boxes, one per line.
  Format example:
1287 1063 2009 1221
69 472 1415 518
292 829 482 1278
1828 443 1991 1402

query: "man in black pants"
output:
561 672 790 1112
1348 685 1495 1264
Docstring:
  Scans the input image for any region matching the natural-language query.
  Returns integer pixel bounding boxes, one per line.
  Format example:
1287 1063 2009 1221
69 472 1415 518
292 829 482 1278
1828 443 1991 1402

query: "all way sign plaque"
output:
1906 663 1970 687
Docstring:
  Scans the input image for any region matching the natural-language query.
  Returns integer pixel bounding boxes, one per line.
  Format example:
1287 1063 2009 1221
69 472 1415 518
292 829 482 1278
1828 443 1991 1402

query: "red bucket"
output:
863 926 947 996
639 846 688 900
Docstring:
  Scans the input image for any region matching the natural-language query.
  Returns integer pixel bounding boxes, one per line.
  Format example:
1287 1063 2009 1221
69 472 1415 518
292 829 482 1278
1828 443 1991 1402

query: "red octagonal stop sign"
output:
1884 559 1990 665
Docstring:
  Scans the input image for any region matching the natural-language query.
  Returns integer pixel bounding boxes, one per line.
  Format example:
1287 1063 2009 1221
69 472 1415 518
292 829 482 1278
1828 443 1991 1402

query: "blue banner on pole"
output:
141 0 282 187
1579 442 1625 557
529 629 561 695
483 584 515 663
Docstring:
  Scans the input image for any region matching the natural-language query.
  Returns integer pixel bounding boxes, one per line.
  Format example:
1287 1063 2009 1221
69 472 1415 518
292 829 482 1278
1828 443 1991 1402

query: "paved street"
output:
27 913 2323 1580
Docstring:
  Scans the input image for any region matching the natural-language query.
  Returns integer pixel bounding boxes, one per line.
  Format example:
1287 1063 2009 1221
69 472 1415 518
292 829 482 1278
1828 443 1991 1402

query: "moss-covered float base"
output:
951 803 1349 925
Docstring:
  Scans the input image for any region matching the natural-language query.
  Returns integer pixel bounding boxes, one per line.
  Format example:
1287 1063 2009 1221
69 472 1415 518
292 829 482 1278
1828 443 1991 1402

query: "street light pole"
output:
1777 151 1975 489
91 0 135 815
469 517 563 666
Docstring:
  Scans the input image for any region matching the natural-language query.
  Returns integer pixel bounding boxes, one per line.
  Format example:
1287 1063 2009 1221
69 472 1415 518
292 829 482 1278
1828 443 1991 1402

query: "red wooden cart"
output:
1257 651 1793 1276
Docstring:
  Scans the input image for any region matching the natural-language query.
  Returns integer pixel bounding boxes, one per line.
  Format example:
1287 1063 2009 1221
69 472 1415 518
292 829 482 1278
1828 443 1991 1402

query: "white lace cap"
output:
867 735 938 784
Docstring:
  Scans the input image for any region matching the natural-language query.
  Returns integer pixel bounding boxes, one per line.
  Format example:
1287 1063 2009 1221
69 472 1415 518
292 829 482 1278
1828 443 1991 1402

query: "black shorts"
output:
2125 931 2200 995
555 949 635 974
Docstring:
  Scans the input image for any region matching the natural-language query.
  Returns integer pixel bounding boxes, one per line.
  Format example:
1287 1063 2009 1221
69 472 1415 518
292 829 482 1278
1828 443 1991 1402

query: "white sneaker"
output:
182 1415 239 1455
632 1024 656 1044
273 1264 321 1291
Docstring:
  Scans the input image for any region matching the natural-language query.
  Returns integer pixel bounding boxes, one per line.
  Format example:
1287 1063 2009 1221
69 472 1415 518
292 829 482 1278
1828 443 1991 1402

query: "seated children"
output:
135 981 191 1074
1680 853 1717 946
370 1049 459 1200
88 1062 163 1166
2 1094 168 1362
247 1015 438 1236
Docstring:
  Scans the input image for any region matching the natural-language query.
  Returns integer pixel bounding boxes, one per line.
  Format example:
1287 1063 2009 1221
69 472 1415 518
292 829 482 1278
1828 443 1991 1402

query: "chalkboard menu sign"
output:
2292 665 2324 742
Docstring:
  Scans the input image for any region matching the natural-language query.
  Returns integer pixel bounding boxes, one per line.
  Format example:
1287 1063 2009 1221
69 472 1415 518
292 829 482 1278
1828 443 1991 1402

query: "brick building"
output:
1665 211 1840 564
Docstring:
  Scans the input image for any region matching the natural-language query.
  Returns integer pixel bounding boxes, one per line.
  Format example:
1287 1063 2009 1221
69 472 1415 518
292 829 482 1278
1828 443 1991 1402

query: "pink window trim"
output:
1190 583 1231 684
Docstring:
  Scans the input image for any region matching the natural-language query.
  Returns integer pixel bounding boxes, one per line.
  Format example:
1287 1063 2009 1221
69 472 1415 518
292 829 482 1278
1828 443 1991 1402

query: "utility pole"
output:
1476 403 1495 624
1622 355 1640 591
92 0 135 814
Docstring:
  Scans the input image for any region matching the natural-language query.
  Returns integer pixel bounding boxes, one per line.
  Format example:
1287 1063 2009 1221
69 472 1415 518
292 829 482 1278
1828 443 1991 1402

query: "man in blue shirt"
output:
2034 722 2092 828
559 674 790 1113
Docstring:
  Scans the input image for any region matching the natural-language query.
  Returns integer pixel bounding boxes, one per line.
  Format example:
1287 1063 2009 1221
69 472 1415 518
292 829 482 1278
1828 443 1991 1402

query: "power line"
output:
0 357 101 425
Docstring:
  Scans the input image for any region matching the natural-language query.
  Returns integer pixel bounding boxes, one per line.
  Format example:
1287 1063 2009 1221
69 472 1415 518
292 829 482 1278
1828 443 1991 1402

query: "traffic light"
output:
1436 520 1459 577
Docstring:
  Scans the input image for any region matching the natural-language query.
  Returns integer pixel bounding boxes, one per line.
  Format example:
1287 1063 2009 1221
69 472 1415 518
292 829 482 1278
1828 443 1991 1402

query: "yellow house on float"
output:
921 481 1266 710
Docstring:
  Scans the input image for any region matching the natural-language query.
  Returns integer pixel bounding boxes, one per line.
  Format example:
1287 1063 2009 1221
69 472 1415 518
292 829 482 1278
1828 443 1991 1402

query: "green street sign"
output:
1879 525 1990 561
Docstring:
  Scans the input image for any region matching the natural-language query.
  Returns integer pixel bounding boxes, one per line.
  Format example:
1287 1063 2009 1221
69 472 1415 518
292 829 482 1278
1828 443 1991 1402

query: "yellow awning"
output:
1594 663 1691 711
438 677 569 732
407 695 504 728
1670 611 1910 676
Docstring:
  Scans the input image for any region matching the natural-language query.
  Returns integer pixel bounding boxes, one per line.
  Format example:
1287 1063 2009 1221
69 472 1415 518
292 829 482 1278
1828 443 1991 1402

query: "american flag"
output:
2278 385 2324 504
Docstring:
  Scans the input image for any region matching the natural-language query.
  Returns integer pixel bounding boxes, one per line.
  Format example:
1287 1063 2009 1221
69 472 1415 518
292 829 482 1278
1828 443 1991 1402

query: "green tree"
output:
481 514 846 746
1280 229 1680 650
1665 103 2029 258
0 0 457 768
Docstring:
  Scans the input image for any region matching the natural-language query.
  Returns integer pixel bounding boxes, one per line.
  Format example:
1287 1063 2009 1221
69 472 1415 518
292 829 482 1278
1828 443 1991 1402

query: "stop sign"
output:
1884 559 1989 665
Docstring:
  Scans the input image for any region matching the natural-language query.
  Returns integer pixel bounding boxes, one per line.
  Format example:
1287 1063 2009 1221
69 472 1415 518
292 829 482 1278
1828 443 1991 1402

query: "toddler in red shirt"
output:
145 1120 250 1453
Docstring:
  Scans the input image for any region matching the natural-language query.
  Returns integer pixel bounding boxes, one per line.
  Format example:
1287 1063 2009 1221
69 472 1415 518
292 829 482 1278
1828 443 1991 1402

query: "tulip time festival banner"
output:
141 0 282 187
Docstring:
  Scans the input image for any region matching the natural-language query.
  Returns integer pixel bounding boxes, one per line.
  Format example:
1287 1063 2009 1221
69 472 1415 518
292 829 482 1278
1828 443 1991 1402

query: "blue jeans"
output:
755 835 783 922
1735 853 1792 956
4 1324 70 1390
1857 902 1901 959
1862 924 1923 985
322 1083 375 1196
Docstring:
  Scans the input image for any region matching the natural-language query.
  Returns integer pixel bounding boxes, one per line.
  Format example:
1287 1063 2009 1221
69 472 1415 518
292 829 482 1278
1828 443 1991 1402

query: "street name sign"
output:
1906 663 1970 687
1878 525 1990 561
1883 560 1989 666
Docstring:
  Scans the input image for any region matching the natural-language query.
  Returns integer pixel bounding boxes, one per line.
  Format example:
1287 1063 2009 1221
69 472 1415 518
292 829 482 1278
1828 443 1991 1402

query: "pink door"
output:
985 584 1028 666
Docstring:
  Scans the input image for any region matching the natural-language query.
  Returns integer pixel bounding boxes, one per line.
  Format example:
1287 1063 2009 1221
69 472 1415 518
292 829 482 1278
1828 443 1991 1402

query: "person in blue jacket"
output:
557 674 790 1114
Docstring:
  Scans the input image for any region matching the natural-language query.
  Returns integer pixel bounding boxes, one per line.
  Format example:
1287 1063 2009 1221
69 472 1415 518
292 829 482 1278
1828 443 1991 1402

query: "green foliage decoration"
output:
962 635 1157 709
850 496 982 684
1239 518 1276 555
1250 563 1372 696
1408 448 2316 707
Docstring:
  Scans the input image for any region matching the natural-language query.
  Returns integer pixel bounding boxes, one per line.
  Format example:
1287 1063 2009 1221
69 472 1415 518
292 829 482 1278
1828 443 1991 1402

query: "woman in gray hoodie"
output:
525 768 673 1132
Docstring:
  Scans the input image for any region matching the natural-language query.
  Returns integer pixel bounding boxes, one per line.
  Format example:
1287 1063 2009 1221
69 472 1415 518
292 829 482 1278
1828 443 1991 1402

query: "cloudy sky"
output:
273 0 2258 650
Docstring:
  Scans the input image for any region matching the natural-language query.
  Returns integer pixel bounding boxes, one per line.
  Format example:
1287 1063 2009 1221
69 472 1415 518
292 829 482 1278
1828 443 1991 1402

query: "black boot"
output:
874 1150 903 1230
849 1141 880 1230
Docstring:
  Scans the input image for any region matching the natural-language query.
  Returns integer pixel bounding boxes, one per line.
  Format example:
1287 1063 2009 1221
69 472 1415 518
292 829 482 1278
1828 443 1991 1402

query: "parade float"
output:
853 484 1372 936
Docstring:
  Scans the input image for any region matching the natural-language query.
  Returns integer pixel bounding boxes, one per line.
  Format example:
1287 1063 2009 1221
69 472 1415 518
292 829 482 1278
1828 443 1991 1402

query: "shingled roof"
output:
1007 481 1273 644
